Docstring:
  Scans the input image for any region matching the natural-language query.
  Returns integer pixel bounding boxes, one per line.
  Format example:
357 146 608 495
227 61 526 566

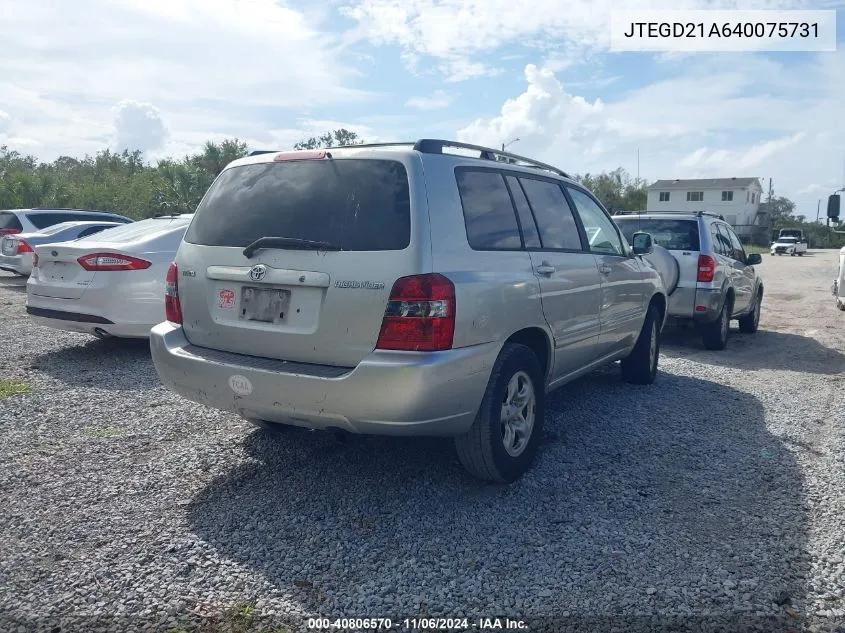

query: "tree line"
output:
2 130 837 247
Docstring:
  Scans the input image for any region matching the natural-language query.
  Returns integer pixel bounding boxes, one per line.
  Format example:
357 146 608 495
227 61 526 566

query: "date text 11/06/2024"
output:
307 617 528 630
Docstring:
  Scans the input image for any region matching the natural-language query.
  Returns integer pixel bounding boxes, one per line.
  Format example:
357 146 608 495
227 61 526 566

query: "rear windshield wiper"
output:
242 236 341 258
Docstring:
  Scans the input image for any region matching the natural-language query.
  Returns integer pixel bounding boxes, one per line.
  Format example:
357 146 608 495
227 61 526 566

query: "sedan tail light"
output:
0 228 21 236
16 240 33 254
376 273 455 351
164 262 182 324
77 253 152 271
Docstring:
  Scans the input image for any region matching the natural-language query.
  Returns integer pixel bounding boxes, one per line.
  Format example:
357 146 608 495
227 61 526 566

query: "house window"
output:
686 191 704 202
721 191 733 202
751 193 756 203
746 191 750 203
659 191 670 202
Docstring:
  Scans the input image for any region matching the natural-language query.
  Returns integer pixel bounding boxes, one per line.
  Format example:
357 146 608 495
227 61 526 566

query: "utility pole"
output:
816 199 821 224
637 148 640 188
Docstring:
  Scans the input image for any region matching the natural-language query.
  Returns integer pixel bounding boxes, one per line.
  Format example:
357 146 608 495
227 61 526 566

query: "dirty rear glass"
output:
615 218 701 251
185 159 411 251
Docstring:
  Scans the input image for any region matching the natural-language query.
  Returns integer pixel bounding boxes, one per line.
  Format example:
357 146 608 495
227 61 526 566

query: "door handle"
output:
599 263 613 275
535 264 555 276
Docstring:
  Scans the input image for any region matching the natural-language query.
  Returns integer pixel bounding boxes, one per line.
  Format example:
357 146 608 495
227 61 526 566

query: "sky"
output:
1 0 844 218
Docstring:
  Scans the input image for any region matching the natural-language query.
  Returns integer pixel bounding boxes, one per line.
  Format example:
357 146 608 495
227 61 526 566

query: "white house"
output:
646 177 765 238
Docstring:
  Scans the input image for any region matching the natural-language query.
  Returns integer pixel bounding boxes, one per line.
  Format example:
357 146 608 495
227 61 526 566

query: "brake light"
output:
164 262 182 325
16 240 33 254
274 150 327 161
376 273 455 352
0 228 21 236
77 253 152 271
697 254 716 283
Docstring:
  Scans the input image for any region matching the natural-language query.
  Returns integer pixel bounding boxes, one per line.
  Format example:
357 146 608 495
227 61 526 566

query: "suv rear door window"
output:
724 225 747 261
518 177 583 251
617 218 700 251
455 170 522 250
185 159 411 251
711 224 729 256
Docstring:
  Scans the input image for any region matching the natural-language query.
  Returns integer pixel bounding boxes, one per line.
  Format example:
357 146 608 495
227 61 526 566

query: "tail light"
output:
697 254 716 283
0 228 21 237
164 262 182 325
77 253 151 271
376 273 455 352
16 240 33 254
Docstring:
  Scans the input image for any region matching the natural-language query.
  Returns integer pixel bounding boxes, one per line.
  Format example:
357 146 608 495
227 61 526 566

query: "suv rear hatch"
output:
616 217 701 312
176 153 421 368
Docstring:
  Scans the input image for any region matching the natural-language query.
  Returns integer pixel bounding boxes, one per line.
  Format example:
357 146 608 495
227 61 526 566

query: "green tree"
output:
293 128 363 150
574 168 647 212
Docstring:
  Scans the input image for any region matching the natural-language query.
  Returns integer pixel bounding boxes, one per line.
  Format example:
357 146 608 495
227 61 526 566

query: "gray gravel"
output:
1 252 844 633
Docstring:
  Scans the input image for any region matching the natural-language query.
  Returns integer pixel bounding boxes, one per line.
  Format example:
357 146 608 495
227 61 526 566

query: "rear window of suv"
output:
615 218 700 251
185 159 411 251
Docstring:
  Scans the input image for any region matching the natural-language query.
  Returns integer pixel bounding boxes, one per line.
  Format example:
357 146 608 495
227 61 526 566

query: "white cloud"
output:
341 0 815 80
456 52 845 216
405 91 452 110
0 110 10 135
113 100 168 153
0 0 371 160
679 133 806 172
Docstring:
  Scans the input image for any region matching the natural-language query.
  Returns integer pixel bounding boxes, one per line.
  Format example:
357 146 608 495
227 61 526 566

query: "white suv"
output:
150 140 667 482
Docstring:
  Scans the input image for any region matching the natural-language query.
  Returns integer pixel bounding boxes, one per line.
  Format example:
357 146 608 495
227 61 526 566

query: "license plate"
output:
239 287 290 323
1 240 14 256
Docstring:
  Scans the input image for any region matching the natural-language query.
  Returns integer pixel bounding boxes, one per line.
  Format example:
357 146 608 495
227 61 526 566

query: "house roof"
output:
648 177 761 190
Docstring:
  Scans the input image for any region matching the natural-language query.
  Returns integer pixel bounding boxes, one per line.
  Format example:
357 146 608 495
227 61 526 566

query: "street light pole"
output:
502 137 520 152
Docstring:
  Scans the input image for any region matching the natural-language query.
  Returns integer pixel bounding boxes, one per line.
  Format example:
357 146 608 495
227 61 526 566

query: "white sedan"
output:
26 214 193 339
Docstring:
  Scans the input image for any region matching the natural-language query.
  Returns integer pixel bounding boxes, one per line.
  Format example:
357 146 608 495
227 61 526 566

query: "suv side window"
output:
518 177 583 251
455 170 522 250
565 186 625 256
710 224 728 256
724 225 746 262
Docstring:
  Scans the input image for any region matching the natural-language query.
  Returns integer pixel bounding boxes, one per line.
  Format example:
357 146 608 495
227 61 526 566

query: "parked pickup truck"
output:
770 235 807 256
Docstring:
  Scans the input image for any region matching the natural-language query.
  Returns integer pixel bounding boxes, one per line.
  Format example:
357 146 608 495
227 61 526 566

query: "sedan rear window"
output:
185 159 411 251
615 218 700 251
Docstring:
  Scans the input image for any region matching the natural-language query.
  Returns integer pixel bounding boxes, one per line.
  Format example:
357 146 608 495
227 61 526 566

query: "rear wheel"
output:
701 296 733 350
738 290 762 333
621 304 661 385
454 343 544 483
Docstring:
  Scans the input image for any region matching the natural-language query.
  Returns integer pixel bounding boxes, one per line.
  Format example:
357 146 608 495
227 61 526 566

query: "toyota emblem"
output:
249 265 267 281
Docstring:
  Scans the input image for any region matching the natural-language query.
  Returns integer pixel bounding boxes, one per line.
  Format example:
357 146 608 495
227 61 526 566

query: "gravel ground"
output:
1 251 844 633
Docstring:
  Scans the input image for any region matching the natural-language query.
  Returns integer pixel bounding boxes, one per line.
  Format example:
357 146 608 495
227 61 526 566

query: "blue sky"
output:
1 0 844 217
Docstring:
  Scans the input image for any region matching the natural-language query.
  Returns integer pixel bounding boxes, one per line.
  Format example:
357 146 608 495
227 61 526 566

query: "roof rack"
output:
614 210 725 220
253 139 571 179
248 150 278 157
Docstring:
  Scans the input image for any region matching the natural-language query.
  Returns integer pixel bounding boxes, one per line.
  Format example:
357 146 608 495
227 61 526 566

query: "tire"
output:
701 296 733 351
738 290 762 334
798 252 804 257
621 304 661 385
454 343 545 483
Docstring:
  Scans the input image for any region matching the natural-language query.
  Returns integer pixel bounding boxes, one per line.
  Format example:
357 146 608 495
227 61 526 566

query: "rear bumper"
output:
150 322 498 437
0 253 30 275
25 285 160 338
666 286 723 323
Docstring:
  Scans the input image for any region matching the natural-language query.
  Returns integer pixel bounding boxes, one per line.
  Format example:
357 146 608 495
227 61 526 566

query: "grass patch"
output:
745 244 769 255
0 380 30 400
84 426 124 438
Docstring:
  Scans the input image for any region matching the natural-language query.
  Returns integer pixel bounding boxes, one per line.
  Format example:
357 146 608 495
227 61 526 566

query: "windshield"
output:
184 159 411 251
614 218 700 251
776 237 797 243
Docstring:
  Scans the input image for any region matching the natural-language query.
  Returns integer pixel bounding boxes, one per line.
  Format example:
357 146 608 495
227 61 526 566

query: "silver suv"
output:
613 211 764 351
150 140 667 482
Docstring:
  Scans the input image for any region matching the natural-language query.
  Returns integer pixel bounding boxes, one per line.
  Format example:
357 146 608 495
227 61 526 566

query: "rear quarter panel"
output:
421 156 550 352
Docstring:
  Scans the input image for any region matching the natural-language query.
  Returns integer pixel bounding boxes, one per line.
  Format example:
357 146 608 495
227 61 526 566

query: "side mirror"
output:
828 194 841 221
631 231 654 255
746 253 762 265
